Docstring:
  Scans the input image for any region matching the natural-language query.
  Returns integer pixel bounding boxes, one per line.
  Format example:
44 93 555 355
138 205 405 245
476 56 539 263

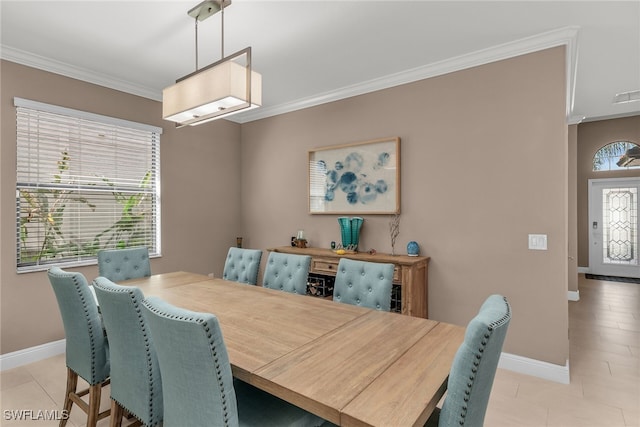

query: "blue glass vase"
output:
337 217 352 248
350 217 364 250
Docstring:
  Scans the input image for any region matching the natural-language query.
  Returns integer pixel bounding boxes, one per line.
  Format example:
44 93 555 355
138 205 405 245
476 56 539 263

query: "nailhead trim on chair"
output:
456 296 511 426
79 277 101 384
50 270 104 384
142 304 233 427
202 318 232 426
92 282 162 426
49 268 112 427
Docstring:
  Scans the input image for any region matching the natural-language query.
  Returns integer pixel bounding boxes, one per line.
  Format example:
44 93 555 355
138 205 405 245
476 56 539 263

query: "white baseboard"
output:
0 339 65 371
498 352 570 384
567 290 580 301
577 267 590 274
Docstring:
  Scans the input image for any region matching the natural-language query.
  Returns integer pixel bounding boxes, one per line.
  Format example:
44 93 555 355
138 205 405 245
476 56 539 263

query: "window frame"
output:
14 97 162 273
592 141 640 171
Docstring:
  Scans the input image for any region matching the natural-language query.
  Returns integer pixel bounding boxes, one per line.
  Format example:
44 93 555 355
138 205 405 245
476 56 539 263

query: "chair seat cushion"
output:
234 379 325 427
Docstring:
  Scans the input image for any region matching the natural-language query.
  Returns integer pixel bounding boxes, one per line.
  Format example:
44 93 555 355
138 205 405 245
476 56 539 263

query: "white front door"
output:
589 178 640 278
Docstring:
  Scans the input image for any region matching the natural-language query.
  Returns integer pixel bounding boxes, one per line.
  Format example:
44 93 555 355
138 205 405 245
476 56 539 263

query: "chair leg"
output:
109 400 124 427
86 383 102 427
60 368 78 427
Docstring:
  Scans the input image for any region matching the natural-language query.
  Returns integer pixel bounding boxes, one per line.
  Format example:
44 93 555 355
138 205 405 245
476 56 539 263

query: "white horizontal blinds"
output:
309 158 327 212
15 98 161 271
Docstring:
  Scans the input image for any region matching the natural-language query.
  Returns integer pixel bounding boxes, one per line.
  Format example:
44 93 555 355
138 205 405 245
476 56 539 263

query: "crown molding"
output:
567 115 585 125
0 45 161 101
234 26 580 123
1 26 579 124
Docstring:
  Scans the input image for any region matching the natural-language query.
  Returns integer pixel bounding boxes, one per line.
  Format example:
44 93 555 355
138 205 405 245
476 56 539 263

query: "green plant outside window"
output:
15 98 161 272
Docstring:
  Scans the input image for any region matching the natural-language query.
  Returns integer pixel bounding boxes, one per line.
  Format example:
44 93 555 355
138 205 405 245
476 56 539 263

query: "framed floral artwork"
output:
308 137 400 214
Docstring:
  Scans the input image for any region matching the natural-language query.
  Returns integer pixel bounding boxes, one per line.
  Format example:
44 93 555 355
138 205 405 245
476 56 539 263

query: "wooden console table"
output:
268 247 430 318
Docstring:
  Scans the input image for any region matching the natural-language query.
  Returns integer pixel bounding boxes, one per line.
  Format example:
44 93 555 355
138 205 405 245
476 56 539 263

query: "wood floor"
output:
1 275 638 426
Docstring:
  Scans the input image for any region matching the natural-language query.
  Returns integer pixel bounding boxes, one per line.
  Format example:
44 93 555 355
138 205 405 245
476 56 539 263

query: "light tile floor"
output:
484 275 639 427
1 275 638 426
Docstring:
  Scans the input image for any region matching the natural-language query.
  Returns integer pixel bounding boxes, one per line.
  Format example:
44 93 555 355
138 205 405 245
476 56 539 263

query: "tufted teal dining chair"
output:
262 252 312 295
332 258 394 311
47 267 110 427
97 246 151 282
222 247 263 285
141 296 326 427
426 294 511 427
92 277 163 427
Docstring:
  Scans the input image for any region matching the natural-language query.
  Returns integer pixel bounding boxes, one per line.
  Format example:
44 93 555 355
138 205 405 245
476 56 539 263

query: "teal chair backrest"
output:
97 247 151 282
141 296 239 426
262 252 311 295
333 258 394 311
438 294 511 427
222 247 262 285
47 267 110 385
92 278 163 426
141 297 325 427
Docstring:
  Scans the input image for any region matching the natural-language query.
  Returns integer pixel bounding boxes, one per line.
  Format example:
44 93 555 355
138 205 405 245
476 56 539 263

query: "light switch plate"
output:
528 234 548 250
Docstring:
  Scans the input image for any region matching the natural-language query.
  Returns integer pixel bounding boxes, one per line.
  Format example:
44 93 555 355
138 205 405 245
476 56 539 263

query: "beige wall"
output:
2 46 572 366
241 47 569 365
576 116 640 267
0 60 242 354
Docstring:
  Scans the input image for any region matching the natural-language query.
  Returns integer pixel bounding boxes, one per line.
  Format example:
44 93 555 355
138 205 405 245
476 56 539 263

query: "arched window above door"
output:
593 141 640 171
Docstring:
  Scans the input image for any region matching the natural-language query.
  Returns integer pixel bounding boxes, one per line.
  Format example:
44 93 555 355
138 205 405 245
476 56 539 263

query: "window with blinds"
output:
15 97 162 272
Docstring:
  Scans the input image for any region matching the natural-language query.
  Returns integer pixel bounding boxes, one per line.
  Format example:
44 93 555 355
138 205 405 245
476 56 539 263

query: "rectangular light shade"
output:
163 58 261 126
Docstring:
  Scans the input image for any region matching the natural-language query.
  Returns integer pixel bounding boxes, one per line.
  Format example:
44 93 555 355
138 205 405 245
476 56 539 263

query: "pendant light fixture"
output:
162 0 262 126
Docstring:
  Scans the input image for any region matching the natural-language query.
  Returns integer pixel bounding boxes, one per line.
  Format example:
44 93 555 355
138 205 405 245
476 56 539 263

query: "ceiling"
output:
1 1 639 124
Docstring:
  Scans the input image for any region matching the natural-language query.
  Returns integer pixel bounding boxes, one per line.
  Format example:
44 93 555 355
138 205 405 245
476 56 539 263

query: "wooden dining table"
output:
124 271 465 427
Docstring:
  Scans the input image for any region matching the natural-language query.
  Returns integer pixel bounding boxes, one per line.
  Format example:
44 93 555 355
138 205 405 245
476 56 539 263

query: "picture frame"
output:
308 137 400 214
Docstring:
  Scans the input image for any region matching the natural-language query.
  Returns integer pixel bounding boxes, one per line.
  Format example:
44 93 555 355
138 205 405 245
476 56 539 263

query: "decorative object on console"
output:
268 246 431 318
389 213 400 255
162 0 262 126
407 241 420 256
351 217 363 249
338 217 351 247
295 230 307 248
338 217 364 251
236 237 243 248
309 137 400 214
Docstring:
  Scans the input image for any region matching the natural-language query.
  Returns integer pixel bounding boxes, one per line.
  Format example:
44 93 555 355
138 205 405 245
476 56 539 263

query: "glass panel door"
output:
589 178 640 278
